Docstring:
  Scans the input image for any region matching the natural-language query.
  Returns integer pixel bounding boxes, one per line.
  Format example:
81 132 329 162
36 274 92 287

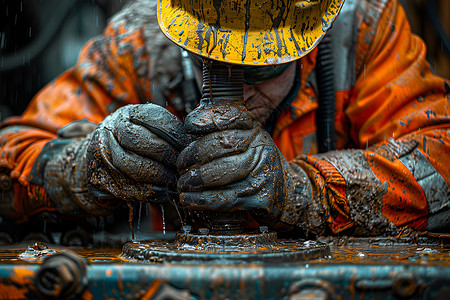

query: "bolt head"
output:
182 225 192 233
259 225 269 234
199 228 209 235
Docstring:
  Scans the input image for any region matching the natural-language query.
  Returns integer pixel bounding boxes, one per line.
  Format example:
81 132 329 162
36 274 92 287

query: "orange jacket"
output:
0 0 449 234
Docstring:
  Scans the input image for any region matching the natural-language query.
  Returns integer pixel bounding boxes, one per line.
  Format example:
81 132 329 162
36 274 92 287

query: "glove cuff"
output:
278 161 330 236
30 123 120 217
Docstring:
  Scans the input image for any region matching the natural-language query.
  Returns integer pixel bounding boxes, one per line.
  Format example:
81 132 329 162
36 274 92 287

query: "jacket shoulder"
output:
109 0 157 32
338 0 391 17
327 0 391 90
107 0 184 107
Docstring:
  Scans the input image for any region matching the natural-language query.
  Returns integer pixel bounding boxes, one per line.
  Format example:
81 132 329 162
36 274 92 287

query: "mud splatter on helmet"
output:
157 0 345 65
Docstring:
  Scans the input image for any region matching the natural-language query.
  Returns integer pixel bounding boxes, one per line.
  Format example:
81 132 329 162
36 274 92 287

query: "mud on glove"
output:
31 104 192 217
29 118 112 217
87 103 192 204
176 100 294 227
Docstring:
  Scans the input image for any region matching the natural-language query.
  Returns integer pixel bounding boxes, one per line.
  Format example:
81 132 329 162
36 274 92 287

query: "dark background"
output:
0 0 127 121
0 0 449 122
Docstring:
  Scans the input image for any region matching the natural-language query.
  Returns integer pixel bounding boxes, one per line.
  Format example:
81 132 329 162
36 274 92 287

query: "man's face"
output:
192 62 297 125
243 62 296 125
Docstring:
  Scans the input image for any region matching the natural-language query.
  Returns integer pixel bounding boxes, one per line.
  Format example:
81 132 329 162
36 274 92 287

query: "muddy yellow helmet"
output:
157 0 345 65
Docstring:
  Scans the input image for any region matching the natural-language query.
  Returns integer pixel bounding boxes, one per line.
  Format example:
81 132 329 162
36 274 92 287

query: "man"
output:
0 0 448 237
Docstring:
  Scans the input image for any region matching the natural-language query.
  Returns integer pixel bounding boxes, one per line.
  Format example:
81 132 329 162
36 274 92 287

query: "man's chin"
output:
248 108 271 125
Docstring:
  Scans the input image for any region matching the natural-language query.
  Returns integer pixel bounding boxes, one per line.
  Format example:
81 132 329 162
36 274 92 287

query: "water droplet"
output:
160 204 166 235
170 197 184 226
1 32 5 50
127 202 135 240
137 202 142 231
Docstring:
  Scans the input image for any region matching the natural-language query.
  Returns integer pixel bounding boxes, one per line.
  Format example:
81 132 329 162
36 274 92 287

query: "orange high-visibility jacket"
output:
0 0 449 234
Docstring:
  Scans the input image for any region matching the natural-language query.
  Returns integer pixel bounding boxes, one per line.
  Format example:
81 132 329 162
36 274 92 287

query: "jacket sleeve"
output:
0 16 153 221
281 0 449 236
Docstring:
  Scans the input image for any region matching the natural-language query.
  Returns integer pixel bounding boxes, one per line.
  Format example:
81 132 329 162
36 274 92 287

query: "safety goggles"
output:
188 53 294 85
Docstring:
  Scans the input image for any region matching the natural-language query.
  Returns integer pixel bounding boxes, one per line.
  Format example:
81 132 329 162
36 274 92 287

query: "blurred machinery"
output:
0 0 127 121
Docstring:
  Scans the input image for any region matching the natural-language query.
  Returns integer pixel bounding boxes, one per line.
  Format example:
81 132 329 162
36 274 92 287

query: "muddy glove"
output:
30 104 191 217
87 104 192 204
29 118 113 217
177 101 293 226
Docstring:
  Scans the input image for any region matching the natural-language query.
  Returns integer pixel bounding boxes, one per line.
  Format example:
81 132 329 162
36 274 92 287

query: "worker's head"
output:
157 0 345 65
189 53 298 124
157 0 345 123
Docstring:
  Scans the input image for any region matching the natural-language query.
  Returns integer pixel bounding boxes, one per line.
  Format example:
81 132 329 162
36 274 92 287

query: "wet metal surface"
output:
0 238 449 299
0 237 448 266
121 238 329 264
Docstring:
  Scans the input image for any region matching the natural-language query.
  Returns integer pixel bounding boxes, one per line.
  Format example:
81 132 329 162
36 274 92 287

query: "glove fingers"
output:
57 118 97 138
177 127 259 171
179 145 285 215
178 147 260 191
178 129 276 190
114 121 178 166
87 104 190 205
184 101 256 135
129 104 193 150
179 159 274 210
88 142 175 204
104 130 178 185
89 171 175 203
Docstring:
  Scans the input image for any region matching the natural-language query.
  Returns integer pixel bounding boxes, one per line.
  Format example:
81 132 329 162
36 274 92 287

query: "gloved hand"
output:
87 103 192 204
29 104 192 218
177 106 292 225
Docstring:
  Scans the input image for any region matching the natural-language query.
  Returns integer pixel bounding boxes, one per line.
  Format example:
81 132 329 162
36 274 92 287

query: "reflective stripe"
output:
426 210 450 231
301 132 318 155
399 148 450 230
0 125 35 136
327 0 359 91
326 0 389 91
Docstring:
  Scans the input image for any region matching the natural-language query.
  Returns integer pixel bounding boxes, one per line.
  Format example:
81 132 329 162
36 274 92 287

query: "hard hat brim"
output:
157 0 345 65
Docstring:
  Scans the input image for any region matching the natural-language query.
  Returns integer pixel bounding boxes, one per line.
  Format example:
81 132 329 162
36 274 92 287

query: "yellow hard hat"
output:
157 0 345 65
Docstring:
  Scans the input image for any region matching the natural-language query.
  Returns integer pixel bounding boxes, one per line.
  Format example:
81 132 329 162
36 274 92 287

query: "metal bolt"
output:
393 272 418 298
199 228 209 235
259 225 269 234
290 288 329 300
182 225 192 234
35 250 88 299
